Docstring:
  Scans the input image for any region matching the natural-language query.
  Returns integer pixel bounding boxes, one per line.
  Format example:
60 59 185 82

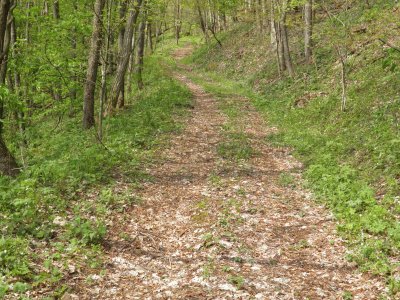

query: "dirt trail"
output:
77 47 387 299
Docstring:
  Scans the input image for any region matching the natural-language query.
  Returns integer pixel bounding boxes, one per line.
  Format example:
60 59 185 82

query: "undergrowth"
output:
0 55 192 299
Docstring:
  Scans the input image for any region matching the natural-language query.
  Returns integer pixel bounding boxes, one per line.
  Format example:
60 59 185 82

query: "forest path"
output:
78 46 386 299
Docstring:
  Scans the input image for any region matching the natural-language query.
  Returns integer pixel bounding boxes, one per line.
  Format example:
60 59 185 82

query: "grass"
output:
184 6 400 293
0 54 192 299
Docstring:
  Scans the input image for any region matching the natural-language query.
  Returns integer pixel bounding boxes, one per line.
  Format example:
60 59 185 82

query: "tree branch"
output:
379 38 400 53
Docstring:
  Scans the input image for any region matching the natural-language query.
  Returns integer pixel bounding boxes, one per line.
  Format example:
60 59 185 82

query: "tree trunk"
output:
69 0 78 116
52 0 60 19
276 22 285 73
10 18 27 152
108 0 142 113
0 0 19 176
116 0 127 109
196 1 209 42
52 0 62 102
147 21 153 53
136 16 146 90
304 0 313 64
280 6 294 77
99 0 113 141
175 0 181 45
83 0 105 129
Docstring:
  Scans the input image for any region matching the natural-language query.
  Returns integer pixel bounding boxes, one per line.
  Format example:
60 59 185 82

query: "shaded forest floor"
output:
64 46 390 299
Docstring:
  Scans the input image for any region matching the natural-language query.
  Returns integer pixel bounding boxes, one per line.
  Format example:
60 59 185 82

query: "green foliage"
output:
278 172 296 188
66 217 106 245
0 238 30 278
228 274 245 289
217 132 254 161
0 55 192 298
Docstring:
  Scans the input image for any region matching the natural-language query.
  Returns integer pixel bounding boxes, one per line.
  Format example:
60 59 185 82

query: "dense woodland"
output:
0 0 399 298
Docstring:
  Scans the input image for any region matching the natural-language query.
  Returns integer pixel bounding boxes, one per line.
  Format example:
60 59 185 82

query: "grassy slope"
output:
187 3 400 295
0 55 192 298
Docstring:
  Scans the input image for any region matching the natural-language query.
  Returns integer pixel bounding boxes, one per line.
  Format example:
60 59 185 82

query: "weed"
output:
202 259 216 278
342 291 353 300
208 173 222 187
228 275 245 289
278 172 296 188
202 233 217 248
217 136 254 161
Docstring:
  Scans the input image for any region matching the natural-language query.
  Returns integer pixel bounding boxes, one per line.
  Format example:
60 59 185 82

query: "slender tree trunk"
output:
136 16 146 90
116 0 127 108
0 0 19 176
196 1 209 42
304 0 313 64
83 0 105 129
10 18 27 152
175 0 181 45
99 0 113 141
108 0 143 113
52 0 62 102
52 0 59 19
147 21 153 53
69 0 78 116
127 29 137 95
277 22 285 72
280 5 294 77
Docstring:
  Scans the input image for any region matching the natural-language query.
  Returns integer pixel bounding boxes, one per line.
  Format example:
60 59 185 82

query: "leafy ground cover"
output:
185 9 400 292
0 56 192 299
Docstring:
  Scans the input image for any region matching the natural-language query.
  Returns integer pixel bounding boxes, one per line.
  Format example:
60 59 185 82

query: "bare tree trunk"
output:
136 16 146 90
175 0 181 45
52 0 59 19
147 21 153 53
116 0 127 108
0 0 19 176
10 18 27 156
99 0 113 141
196 1 209 43
108 0 143 113
52 0 62 102
69 0 78 116
83 0 105 129
304 0 313 64
276 22 285 73
127 30 137 95
280 6 294 77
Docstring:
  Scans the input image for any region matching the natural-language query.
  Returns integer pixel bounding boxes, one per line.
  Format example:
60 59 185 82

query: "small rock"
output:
68 264 76 274
218 283 237 292
53 216 67 227
219 240 233 249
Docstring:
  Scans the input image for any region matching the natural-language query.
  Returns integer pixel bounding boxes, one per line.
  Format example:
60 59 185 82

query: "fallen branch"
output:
379 38 400 53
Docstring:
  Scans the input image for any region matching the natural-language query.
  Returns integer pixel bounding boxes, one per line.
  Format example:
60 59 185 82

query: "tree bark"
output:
280 4 294 77
108 0 142 113
83 0 105 129
196 1 209 42
136 16 146 90
175 0 181 45
147 21 153 53
304 0 313 64
52 0 60 19
0 0 19 176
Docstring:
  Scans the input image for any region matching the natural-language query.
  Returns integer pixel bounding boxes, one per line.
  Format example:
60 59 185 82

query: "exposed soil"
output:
73 46 387 299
